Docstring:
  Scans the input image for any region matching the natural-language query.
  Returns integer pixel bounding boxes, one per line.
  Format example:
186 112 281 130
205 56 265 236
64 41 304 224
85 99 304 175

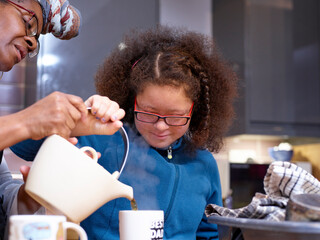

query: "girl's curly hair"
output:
95 25 238 153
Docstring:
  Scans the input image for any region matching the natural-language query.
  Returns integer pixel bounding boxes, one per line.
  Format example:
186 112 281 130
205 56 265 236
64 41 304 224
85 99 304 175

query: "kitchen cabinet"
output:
213 0 320 137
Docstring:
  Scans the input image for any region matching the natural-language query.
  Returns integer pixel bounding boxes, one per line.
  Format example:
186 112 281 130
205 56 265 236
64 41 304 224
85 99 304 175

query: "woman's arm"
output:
0 160 41 215
1 93 125 151
0 92 88 150
0 159 44 240
0 159 23 239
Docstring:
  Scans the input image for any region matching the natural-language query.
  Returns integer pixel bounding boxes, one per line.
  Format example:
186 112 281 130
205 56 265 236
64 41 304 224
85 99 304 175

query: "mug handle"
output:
80 146 98 163
63 222 88 240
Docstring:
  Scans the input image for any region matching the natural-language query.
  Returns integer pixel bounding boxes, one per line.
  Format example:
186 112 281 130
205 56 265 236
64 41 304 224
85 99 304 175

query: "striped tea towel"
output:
264 161 320 198
206 161 320 222
206 192 288 221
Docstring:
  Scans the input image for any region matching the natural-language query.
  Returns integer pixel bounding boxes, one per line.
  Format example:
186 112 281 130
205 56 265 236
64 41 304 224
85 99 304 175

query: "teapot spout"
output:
111 171 134 201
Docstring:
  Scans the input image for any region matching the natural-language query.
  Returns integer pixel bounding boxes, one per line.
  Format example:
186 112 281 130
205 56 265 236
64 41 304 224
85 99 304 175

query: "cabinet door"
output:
247 1 295 124
292 0 320 125
246 0 320 131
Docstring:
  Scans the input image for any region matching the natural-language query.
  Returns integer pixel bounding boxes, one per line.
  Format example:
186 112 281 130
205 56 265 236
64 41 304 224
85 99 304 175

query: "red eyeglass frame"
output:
6 0 39 39
134 98 194 126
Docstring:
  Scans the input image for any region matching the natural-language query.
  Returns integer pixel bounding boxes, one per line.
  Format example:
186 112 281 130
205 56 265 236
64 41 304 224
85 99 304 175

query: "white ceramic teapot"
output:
25 127 133 223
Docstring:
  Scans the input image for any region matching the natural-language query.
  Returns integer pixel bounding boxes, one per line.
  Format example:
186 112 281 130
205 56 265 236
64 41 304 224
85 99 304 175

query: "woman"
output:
0 0 90 147
11 25 238 239
0 0 124 238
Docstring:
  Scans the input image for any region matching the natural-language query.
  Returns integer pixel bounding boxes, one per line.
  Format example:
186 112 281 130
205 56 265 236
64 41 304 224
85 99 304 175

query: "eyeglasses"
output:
6 0 40 58
134 98 194 126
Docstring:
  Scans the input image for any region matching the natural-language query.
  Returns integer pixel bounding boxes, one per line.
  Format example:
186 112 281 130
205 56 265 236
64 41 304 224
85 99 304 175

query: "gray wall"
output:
159 0 212 36
24 0 213 104
28 0 160 103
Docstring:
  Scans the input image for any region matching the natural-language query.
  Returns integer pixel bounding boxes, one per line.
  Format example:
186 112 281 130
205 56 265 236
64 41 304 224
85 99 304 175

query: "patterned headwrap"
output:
37 0 82 40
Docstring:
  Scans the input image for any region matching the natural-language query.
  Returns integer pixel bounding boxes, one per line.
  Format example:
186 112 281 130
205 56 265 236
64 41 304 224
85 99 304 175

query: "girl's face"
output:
134 84 193 149
0 0 43 71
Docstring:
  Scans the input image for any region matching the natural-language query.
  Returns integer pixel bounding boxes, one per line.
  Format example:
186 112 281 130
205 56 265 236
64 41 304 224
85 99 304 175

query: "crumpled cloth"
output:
264 161 320 198
38 0 82 39
206 192 288 221
205 161 320 222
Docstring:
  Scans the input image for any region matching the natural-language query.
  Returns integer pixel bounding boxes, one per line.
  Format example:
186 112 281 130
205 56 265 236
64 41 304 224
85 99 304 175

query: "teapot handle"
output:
79 126 129 178
80 146 98 162
118 126 129 177
86 107 129 177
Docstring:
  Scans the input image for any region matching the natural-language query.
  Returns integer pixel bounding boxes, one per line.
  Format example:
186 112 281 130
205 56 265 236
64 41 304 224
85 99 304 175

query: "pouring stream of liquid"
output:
130 198 138 211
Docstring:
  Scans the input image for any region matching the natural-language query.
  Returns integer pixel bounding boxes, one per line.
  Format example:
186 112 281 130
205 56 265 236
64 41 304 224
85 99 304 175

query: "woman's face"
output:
134 84 193 149
0 0 43 71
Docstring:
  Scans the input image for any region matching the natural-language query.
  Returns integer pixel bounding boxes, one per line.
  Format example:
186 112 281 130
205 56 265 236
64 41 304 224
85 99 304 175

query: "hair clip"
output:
131 57 142 70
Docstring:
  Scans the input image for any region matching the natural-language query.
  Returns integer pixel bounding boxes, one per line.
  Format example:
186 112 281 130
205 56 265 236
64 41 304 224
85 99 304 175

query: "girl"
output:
11 25 238 239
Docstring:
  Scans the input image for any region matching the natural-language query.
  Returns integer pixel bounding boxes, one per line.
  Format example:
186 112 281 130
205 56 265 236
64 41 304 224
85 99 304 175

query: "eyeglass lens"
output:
136 112 189 126
26 15 38 37
26 16 39 58
28 40 39 58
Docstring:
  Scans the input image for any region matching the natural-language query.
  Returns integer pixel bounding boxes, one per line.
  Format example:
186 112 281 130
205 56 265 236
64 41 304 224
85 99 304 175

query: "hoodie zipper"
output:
164 145 179 221
167 146 173 159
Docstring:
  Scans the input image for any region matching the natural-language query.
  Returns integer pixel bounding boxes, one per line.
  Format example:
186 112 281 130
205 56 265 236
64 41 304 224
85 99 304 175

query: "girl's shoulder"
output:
190 148 220 177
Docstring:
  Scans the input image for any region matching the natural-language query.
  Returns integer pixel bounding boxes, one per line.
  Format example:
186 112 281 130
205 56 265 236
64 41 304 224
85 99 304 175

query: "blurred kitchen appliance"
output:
230 163 269 208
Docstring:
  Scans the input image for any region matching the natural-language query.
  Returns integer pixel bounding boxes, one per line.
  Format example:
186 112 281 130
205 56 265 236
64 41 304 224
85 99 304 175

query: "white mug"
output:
119 210 164 240
8 215 87 240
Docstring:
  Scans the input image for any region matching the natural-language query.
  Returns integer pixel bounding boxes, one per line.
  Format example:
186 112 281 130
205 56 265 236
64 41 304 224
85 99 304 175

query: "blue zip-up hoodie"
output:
10 126 222 239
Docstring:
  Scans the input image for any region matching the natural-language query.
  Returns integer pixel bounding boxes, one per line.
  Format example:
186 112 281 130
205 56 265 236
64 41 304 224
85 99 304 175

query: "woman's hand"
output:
0 93 124 150
0 91 89 150
17 166 42 214
71 95 125 136
18 91 88 140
